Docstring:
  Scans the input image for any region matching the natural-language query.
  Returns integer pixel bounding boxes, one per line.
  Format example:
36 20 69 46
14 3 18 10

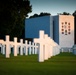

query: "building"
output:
53 15 74 49
25 15 53 39
25 15 74 49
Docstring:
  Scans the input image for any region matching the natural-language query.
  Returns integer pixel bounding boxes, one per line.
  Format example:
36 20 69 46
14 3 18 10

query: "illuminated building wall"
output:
53 15 74 48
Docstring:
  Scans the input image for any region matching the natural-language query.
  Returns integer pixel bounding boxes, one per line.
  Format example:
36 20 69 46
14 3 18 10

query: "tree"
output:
29 14 39 18
0 0 32 39
57 12 71 15
29 12 51 18
39 12 51 16
73 10 76 16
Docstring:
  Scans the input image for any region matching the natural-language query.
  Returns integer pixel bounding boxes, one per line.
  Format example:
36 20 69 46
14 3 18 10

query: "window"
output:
62 26 64 28
64 25 67 29
65 30 67 35
68 32 71 34
68 26 70 28
62 32 64 34
62 29 64 31
65 30 67 32
68 29 70 31
61 22 71 35
62 22 64 25
65 22 67 24
68 23 70 25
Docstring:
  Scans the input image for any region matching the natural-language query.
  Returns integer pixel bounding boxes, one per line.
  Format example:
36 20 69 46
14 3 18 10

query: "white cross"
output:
5 35 10 58
13 37 18 56
20 39 23 55
34 30 46 62
48 37 60 56
2 45 5 55
0 35 20 58
24 40 28 55
0 44 3 54
28 41 32 55
44 34 50 60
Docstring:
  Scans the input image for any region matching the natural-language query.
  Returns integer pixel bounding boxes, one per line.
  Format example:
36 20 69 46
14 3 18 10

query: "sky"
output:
28 0 76 17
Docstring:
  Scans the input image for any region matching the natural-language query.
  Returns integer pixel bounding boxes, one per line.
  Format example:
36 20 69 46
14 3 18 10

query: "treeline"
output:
29 12 51 18
29 11 76 18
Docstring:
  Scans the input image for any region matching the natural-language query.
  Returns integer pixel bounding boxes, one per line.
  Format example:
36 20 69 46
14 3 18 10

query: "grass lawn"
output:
0 52 76 75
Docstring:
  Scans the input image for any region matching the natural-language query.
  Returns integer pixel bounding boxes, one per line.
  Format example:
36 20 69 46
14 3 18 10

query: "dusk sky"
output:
28 0 76 17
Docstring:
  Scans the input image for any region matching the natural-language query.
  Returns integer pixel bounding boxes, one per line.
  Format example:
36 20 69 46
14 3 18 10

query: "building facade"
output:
25 15 53 39
53 15 74 48
25 15 74 48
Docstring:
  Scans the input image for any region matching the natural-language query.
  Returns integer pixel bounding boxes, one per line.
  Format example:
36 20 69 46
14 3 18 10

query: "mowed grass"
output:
0 53 76 75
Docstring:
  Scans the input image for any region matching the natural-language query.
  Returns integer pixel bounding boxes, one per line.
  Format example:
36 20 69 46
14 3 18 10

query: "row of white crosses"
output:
34 30 60 62
0 36 38 58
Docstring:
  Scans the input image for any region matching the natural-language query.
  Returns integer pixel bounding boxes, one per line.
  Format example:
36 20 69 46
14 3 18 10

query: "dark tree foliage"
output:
39 12 51 16
30 14 39 18
73 10 76 44
58 12 71 15
0 0 32 39
29 12 51 18
73 10 76 16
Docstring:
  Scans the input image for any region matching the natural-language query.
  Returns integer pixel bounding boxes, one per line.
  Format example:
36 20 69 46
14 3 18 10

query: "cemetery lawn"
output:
0 53 76 75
